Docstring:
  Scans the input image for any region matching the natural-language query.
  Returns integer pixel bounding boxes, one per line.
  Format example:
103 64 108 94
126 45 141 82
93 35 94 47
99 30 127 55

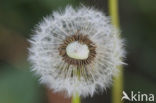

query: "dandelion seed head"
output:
28 5 125 97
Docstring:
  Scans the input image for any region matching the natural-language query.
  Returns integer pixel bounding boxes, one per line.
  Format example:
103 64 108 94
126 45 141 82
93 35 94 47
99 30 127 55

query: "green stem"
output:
72 93 80 103
109 0 123 103
109 0 120 28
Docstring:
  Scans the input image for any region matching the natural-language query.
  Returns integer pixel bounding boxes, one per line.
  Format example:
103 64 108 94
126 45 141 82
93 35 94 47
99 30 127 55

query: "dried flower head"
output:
28 6 125 97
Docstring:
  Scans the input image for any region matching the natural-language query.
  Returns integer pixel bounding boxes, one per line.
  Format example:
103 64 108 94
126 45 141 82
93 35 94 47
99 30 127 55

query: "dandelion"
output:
28 6 125 97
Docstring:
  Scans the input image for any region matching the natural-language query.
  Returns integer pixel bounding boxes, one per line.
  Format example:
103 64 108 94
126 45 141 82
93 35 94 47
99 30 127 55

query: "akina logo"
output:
121 91 155 102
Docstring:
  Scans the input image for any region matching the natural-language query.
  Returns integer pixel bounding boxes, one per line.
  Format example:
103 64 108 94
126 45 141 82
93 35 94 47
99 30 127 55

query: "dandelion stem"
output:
109 0 123 103
72 93 80 103
109 0 120 28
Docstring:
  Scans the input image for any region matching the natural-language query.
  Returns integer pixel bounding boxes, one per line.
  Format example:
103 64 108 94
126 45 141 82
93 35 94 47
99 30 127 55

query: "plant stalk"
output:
109 0 123 103
72 93 80 103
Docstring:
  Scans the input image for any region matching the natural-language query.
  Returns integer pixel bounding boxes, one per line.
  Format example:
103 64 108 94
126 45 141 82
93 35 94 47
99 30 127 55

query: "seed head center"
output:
66 41 89 60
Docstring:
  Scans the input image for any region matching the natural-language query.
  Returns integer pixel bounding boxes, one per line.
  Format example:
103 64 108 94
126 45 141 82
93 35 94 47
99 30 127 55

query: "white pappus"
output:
28 5 125 97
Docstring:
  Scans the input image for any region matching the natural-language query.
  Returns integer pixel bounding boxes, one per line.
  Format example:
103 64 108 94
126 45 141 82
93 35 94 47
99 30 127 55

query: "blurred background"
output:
0 0 156 103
